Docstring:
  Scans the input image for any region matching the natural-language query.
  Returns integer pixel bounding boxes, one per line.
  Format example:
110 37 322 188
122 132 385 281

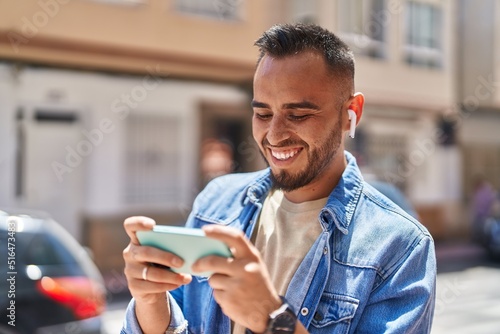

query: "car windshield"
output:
1 230 79 266
26 232 79 265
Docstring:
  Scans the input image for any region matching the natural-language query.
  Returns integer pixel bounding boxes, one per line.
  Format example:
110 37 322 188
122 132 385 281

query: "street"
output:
102 301 128 334
431 242 500 334
102 242 500 333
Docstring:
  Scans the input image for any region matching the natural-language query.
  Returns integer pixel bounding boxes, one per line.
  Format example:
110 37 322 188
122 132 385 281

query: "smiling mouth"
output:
270 148 302 161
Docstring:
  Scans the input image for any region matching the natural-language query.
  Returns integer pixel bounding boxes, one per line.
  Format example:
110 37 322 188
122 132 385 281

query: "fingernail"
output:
202 225 214 232
144 219 155 227
191 261 200 272
172 257 182 267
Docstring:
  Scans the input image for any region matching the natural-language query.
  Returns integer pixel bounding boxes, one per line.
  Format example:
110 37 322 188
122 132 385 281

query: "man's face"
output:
252 51 347 192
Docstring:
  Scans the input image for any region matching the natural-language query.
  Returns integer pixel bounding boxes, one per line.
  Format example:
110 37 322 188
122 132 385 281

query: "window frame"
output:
403 1 444 68
337 0 387 59
123 114 183 206
173 0 244 21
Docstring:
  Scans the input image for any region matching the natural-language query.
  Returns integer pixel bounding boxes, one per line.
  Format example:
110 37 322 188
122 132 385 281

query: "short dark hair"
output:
254 23 355 94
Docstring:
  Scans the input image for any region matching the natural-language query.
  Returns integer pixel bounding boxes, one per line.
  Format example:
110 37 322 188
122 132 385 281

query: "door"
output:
19 106 84 241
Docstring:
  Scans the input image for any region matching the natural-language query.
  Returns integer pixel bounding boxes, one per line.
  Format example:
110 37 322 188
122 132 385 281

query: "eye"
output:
255 113 272 120
289 114 309 121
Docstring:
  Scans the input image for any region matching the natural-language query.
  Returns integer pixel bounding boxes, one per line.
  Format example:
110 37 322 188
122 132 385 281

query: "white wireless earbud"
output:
347 109 357 138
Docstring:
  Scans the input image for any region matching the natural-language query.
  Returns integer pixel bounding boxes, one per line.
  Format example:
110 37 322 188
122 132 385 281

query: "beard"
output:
261 116 343 192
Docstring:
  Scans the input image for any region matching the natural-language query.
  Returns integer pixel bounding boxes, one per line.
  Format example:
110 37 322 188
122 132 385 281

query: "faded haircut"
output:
254 23 355 97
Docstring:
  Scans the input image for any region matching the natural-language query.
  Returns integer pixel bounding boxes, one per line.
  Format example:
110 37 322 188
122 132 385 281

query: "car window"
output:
25 233 61 265
24 233 78 266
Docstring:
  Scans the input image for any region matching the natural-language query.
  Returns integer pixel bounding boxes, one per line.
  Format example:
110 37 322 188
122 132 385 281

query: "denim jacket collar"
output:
243 151 364 235
242 169 272 206
321 151 364 234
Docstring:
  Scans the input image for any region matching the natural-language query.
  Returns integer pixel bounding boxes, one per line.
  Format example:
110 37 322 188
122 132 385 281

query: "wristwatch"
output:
245 296 297 334
265 296 297 334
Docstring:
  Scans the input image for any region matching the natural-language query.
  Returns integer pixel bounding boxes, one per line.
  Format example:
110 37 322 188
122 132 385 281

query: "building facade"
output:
2 0 496 275
0 0 269 274
457 0 500 208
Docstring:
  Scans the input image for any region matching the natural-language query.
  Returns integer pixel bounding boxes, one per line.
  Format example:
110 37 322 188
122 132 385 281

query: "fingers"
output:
123 241 191 295
123 243 187 276
192 255 235 276
193 225 260 277
123 216 194 303
200 259 262 289
146 265 192 285
127 271 188 293
125 261 191 286
124 249 192 299
124 216 156 245
202 225 255 259
127 244 184 269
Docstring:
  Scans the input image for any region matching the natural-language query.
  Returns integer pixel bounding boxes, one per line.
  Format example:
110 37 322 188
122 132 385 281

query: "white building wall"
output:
0 64 248 241
0 64 18 207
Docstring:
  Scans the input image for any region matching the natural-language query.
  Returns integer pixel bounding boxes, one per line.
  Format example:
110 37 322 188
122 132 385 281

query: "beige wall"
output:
273 0 456 110
0 0 273 81
331 0 455 111
0 0 460 102
355 58 454 110
459 0 499 110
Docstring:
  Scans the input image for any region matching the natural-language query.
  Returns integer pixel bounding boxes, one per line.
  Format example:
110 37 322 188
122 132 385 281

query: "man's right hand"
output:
123 216 192 333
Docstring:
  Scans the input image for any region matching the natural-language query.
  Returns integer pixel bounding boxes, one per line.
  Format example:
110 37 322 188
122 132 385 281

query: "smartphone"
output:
136 225 232 277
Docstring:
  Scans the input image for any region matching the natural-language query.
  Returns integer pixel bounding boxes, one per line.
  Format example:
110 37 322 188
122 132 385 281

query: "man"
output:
122 23 436 333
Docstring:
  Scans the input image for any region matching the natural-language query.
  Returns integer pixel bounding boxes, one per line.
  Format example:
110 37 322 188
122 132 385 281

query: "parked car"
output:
0 210 106 334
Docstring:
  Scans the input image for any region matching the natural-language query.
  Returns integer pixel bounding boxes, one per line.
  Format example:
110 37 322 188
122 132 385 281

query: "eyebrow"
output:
251 100 269 109
251 100 321 111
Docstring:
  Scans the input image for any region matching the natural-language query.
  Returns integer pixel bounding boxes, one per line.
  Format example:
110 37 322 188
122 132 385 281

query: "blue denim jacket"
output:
122 151 436 333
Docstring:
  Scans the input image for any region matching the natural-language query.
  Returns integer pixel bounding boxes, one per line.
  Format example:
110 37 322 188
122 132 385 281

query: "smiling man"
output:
251 49 357 203
122 24 436 334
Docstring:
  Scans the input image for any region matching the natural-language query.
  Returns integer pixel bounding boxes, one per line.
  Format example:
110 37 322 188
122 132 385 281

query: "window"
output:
25 233 78 266
124 115 181 204
404 1 443 68
367 134 409 192
175 0 242 21
338 0 386 58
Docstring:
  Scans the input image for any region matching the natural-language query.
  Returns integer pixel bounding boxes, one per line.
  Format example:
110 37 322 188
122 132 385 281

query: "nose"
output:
266 115 290 146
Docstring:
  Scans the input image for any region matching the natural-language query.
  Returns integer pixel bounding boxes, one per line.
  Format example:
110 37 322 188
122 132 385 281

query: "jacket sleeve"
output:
355 235 437 333
121 293 188 334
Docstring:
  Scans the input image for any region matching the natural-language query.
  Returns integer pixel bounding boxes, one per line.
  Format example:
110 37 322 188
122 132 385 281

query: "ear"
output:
348 92 364 126
344 93 364 138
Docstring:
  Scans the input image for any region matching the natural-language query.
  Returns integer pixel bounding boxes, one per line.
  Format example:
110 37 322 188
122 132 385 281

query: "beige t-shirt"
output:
232 189 327 334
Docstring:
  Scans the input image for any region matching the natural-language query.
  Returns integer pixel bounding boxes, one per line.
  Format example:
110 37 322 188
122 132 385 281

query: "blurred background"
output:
0 0 499 333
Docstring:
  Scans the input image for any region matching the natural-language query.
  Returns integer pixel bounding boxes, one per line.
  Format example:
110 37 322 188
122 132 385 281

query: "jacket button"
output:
323 247 328 255
300 307 309 316
313 312 323 321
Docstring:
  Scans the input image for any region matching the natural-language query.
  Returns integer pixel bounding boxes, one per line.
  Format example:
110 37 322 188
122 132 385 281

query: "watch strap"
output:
245 296 296 334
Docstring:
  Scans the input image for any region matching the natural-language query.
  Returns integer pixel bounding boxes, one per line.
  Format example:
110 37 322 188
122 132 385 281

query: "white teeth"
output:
271 149 299 160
